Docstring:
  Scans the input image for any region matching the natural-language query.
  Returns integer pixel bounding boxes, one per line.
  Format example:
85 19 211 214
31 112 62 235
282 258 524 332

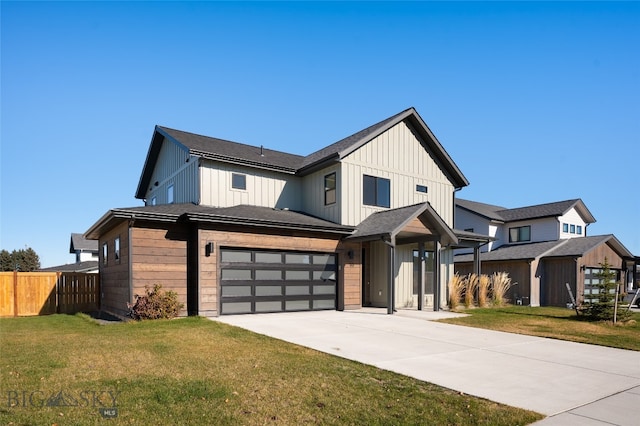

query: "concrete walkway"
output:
216 309 640 426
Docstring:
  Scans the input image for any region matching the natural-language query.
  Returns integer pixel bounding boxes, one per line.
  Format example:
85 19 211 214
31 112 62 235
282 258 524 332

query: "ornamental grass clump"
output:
465 273 479 308
448 273 465 311
128 284 184 320
491 272 513 307
477 274 490 308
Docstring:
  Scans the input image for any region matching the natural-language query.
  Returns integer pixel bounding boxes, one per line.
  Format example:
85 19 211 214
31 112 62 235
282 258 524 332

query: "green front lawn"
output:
0 314 542 425
439 306 640 351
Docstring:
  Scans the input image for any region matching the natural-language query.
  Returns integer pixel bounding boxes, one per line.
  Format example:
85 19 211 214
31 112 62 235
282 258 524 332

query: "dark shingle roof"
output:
136 107 470 199
69 233 98 253
159 126 304 172
347 202 458 246
85 204 354 240
456 198 596 224
456 198 506 221
455 234 634 263
39 260 99 273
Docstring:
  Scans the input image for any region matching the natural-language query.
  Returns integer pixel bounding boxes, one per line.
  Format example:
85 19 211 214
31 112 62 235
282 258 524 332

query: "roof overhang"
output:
346 203 458 247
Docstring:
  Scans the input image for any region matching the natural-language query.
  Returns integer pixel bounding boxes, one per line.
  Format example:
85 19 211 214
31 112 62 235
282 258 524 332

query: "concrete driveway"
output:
216 309 640 426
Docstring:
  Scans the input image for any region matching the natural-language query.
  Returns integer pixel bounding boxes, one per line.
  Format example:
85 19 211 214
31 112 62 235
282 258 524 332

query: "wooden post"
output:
13 270 18 317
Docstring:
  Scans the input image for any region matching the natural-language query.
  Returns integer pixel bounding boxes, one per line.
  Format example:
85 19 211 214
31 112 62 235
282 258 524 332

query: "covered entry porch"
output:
346 203 459 314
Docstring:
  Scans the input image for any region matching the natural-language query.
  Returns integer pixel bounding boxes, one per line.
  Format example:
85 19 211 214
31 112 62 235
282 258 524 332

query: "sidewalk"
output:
216 309 640 425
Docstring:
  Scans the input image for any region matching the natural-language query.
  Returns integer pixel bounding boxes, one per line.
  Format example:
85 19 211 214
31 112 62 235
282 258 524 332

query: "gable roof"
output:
39 260 99 273
85 203 354 240
346 202 458 246
297 107 469 187
454 234 633 263
69 233 98 253
456 198 596 224
136 107 469 199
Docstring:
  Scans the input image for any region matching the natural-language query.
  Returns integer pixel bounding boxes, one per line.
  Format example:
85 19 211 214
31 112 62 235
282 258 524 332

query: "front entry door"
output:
413 249 435 308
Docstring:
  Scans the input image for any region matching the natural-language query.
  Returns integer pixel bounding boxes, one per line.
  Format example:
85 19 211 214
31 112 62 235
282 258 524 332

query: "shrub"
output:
448 274 465 310
491 272 513 307
465 273 479 308
477 274 490 308
128 284 184 320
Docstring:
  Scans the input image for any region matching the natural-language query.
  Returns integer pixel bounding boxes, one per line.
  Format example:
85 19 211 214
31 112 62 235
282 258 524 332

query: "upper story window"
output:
576 225 582 235
102 243 108 265
232 173 246 190
324 173 336 205
167 184 174 204
509 225 530 243
150 196 157 206
570 224 576 234
114 237 120 262
416 184 428 194
363 175 390 208
563 223 569 233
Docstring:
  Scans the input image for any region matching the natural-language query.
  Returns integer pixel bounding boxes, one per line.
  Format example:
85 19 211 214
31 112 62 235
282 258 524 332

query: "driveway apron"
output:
215 309 640 425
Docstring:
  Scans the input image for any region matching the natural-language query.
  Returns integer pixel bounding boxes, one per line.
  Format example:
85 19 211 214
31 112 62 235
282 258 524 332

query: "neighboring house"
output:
39 233 99 273
70 233 99 263
454 199 635 307
86 107 479 317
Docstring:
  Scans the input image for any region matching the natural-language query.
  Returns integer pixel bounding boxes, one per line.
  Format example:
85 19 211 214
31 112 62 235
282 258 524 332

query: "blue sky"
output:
1 1 639 267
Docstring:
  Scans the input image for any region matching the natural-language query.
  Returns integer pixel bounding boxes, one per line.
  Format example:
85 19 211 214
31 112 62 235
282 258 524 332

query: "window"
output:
416 184 428 194
509 226 531 243
102 243 108 265
363 175 390 208
150 196 157 206
464 228 474 233
576 225 582 235
167 184 174 204
563 223 569 233
232 173 246 190
324 173 336 205
570 224 576 234
114 237 120 262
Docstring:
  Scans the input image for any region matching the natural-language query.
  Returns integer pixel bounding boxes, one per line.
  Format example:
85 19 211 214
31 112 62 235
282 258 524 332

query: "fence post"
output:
13 270 18 317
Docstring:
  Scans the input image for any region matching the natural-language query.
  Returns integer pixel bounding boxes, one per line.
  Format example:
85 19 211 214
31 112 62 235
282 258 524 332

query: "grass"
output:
0 314 543 425
439 306 640 351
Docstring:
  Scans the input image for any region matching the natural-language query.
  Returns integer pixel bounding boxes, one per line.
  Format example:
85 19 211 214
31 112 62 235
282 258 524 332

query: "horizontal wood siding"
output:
542 258 577 307
341 121 455 226
131 225 188 316
200 160 301 209
145 139 199 204
100 221 131 317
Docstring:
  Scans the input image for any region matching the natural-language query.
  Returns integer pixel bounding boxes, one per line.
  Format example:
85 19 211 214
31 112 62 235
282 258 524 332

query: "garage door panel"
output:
220 248 337 315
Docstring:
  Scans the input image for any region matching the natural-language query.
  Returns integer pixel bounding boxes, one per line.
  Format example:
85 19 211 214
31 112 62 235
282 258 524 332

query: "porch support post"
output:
434 241 441 311
473 245 481 276
417 241 425 311
384 237 396 315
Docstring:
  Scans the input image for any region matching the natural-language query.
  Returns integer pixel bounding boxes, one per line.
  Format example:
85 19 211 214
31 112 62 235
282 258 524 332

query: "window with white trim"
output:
167 184 174 204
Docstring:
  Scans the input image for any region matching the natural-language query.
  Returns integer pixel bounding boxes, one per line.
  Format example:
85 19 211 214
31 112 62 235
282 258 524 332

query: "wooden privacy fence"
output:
0 272 100 317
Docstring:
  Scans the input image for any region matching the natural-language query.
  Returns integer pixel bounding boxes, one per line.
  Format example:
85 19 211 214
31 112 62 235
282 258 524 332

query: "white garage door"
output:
220 248 337 315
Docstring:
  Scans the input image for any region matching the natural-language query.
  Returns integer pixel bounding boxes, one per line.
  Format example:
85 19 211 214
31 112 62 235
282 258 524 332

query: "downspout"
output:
128 216 135 313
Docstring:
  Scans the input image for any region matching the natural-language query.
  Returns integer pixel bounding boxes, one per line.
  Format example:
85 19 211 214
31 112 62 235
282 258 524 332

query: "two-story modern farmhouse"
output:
454 198 636 307
86 107 480 318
